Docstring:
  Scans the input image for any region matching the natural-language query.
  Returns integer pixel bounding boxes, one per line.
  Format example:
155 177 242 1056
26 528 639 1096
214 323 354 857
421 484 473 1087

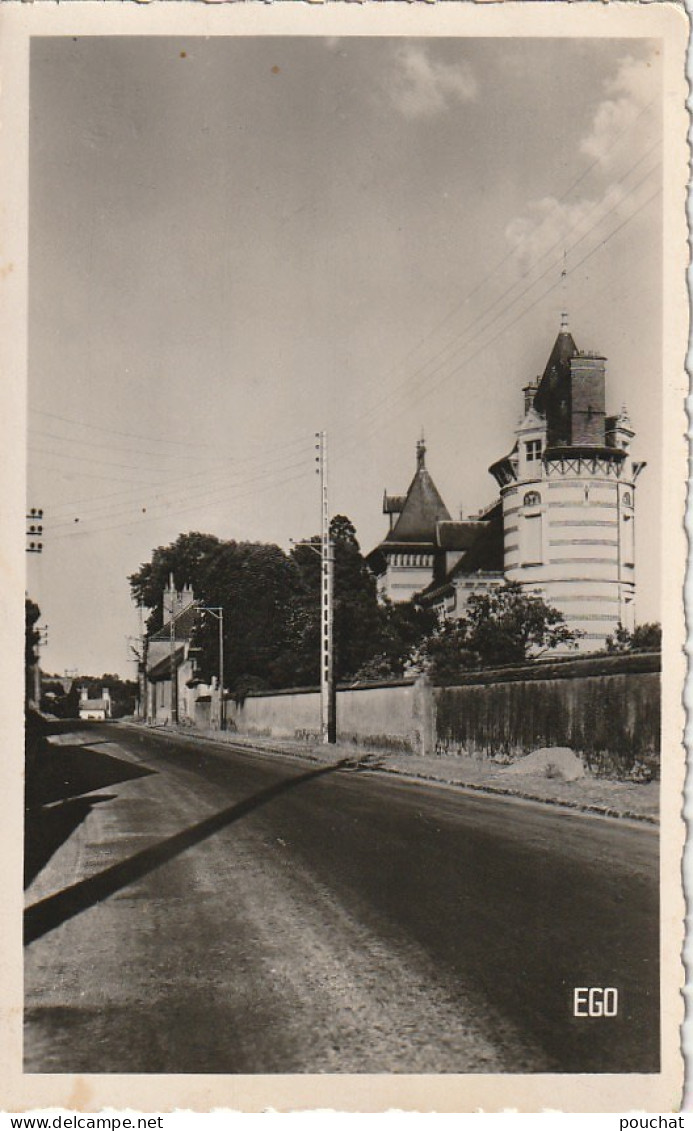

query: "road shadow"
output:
24 759 348 946
24 794 116 888
25 719 156 890
26 742 154 809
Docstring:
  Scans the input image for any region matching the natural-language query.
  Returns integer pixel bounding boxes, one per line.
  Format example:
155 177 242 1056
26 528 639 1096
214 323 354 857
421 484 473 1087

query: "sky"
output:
27 33 663 678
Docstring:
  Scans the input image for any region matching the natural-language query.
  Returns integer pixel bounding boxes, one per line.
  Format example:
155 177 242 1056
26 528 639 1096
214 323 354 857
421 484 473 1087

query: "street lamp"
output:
200 606 225 730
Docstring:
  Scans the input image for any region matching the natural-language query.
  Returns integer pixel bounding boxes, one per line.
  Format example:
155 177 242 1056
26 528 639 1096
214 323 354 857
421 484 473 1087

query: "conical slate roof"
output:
533 330 579 448
385 440 451 544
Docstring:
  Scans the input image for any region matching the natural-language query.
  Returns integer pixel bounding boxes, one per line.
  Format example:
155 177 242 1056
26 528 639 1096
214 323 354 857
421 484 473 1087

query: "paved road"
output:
24 723 659 1075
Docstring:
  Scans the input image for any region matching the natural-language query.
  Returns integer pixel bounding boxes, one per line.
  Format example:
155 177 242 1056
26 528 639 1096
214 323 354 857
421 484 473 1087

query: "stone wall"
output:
193 652 660 775
434 652 660 776
224 678 434 754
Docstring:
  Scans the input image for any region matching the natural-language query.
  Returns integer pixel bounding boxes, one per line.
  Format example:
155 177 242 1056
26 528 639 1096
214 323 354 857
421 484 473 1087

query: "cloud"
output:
504 52 659 275
580 55 659 168
388 44 477 119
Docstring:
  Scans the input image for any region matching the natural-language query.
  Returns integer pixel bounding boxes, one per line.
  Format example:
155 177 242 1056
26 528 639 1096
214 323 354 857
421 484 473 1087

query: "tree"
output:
605 622 662 654
25 597 41 704
412 582 579 682
464 582 579 666
25 597 41 671
290 515 392 682
129 518 436 694
193 539 304 693
410 618 479 685
129 532 221 634
354 599 438 681
130 532 306 695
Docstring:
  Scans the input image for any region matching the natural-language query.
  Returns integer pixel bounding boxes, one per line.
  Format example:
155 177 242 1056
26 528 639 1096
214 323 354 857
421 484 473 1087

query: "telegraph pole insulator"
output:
26 507 45 553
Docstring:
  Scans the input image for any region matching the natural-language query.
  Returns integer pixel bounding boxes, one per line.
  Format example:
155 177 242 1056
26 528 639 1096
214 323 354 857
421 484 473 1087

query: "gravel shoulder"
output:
121 721 659 824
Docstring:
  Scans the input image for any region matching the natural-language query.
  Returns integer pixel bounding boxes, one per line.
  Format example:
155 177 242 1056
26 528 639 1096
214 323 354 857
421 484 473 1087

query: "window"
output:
523 490 542 508
622 491 632 507
523 513 543 565
525 439 542 462
622 514 634 567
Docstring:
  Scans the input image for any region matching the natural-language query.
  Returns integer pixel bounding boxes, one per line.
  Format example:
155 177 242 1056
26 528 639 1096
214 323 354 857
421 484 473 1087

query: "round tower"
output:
490 329 645 651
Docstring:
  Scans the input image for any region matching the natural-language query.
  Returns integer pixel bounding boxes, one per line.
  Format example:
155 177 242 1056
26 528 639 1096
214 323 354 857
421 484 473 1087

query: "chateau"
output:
369 321 645 652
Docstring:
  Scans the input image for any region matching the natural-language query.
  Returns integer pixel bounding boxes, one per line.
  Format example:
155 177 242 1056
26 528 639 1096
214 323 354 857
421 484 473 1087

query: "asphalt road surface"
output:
24 723 659 1075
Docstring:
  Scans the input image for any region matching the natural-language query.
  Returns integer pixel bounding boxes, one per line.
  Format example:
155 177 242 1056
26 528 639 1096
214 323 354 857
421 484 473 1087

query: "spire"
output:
560 250 569 332
416 431 426 469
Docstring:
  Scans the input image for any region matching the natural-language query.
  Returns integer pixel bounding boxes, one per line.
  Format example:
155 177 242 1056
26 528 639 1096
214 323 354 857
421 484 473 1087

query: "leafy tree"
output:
193 539 303 693
290 516 393 682
605 621 662 654
464 582 579 666
412 582 579 682
353 599 439 681
129 518 437 693
129 532 221 633
25 597 41 704
130 532 305 694
25 597 41 671
410 618 480 685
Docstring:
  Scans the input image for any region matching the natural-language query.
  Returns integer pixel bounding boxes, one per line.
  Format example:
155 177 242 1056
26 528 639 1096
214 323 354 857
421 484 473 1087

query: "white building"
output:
369 320 645 652
488 325 645 650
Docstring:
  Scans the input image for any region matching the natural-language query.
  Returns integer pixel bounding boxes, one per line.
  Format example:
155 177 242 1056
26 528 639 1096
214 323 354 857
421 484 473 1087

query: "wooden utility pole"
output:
168 573 178 725
200 606 225 730
316 431 336 744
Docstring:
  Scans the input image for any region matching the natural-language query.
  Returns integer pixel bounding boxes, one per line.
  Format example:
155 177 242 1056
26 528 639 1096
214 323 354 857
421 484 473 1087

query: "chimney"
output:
523 380 538 415
569 353 606 446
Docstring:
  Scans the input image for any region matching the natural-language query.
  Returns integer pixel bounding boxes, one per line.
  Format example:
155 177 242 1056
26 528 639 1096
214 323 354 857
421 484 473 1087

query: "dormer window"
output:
525 439 542 463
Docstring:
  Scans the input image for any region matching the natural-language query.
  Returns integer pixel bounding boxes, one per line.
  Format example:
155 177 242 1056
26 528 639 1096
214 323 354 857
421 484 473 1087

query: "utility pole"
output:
199 607 225 730
316 431 336 744
168 573 178 725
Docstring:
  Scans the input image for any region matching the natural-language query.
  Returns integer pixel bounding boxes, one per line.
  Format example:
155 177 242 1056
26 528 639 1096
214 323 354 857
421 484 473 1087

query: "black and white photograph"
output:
3 0 687 1114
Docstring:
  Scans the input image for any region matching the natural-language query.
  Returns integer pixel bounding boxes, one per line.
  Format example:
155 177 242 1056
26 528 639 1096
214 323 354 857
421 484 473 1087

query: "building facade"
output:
489 327 645 650
370 321 645 652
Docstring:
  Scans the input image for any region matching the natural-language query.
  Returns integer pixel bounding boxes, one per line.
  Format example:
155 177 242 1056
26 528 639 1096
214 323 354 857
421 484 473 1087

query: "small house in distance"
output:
78 686 112 721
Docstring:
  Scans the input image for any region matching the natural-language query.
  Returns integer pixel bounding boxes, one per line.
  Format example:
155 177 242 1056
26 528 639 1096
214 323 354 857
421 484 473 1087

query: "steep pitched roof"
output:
533 330 578 448
385 441 451 544
422 503 504 596
435 521 486 551
150 601 200 643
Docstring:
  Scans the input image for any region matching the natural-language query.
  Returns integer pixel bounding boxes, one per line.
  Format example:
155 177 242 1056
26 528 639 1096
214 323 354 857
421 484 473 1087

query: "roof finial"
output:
416 431 426 469
560 249 569 331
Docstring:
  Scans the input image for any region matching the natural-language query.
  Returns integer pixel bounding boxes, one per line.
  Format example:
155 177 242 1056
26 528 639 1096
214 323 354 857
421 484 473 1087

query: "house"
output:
78 686 112 720
144 580 200 725
369 318 645 651
367 438 505 616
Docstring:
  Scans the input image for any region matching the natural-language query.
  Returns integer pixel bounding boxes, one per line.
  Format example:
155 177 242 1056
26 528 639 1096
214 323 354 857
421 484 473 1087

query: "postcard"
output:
1 0 688 1114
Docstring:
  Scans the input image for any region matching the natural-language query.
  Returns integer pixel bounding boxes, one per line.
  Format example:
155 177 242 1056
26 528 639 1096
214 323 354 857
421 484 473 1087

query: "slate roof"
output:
148 643 187 681
385 447 451 544
435 521 487 551
421 502 504 596
150 601 200 643
532 330 578 448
